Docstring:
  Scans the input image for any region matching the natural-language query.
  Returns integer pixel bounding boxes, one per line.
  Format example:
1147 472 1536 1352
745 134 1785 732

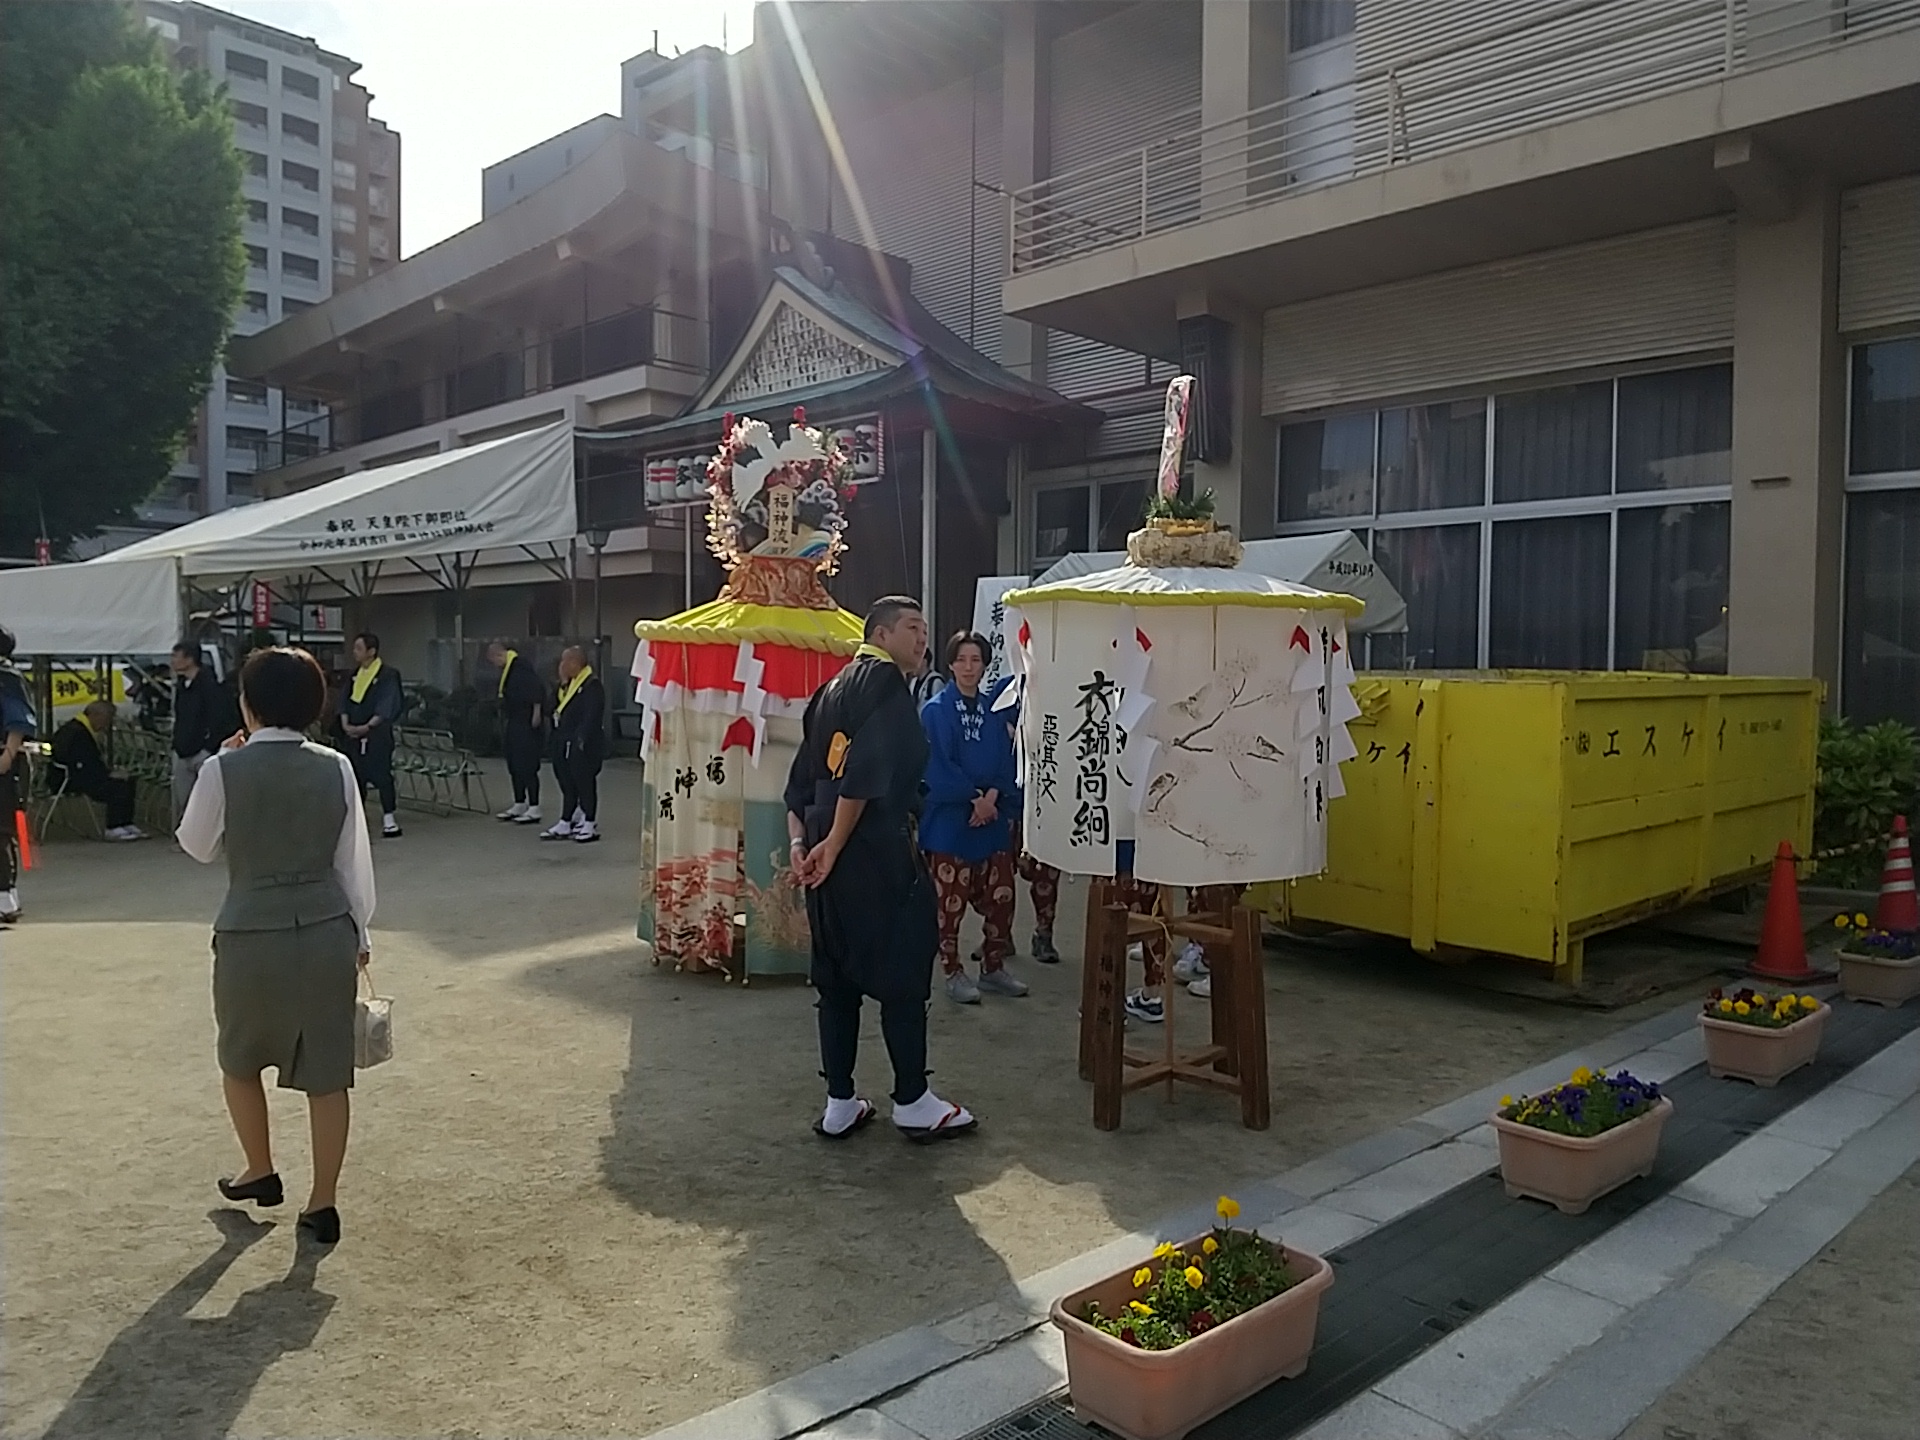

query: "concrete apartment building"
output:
138 0 399 524
229 1 1919 729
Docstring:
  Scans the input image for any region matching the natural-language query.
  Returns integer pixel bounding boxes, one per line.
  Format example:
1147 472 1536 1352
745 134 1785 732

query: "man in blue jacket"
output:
920 631 1029 1005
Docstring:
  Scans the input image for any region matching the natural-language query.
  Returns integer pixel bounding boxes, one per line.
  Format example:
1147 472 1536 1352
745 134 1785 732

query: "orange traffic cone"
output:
1873 814 1917 934
1750 840 1827 982
12 808 29 872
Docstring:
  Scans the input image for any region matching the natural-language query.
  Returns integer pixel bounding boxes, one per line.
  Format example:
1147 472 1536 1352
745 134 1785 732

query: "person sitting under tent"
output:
49 701 145 840
785 596 976 1144
489 639 547 826
336 633 403 839
921 630 1029 1005
542 646 605 844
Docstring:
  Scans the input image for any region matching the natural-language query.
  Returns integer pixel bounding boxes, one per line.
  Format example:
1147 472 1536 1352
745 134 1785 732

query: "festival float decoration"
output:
632 409 864 981
1002 375 1364 1132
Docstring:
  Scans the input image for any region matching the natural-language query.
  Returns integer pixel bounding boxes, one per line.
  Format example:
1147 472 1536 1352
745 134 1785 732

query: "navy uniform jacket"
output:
550 673 606 768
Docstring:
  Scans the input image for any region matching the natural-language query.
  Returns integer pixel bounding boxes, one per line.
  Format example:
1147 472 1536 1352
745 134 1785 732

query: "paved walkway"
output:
643 999 1920 1440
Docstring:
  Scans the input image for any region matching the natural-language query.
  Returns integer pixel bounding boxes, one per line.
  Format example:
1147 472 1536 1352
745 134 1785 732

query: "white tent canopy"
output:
1034 530 1407 633
108 420 575 584
0 554 183 655
0 421 575 655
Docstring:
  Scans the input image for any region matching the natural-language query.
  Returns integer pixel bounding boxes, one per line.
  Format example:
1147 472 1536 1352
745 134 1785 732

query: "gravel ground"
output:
5 758 1699 1439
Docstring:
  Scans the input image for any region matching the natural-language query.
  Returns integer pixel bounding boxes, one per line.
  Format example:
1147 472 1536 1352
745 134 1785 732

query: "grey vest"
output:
213 740 351 932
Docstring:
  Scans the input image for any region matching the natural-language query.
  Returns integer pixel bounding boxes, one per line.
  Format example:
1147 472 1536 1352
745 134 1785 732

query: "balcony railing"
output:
1010 0 1920 273
249 305 708 471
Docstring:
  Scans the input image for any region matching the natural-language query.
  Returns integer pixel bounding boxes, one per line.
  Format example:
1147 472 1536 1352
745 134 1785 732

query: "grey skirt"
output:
212 914 359 1094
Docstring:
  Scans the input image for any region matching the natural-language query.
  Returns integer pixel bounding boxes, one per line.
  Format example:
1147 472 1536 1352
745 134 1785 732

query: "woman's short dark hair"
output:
240 647 327 730
946 630 992 668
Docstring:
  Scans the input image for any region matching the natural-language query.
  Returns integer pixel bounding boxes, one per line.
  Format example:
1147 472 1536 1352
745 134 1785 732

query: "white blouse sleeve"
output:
332 750 377 951
177 753 227 863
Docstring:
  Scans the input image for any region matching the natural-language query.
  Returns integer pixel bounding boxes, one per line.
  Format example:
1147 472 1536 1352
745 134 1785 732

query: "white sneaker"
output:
1172 941 1209 984
515 805 543 825
496 802 528 821
571 820 600 844
105 826 140 842
1187 975 1212 999
540 820 574 840
1126 941 1145 963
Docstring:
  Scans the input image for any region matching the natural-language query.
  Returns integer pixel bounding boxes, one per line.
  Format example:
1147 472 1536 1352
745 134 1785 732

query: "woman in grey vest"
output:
179 647 375 1246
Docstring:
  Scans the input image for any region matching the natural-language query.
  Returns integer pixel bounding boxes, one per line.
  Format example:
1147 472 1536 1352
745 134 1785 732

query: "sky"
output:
214 0 758 256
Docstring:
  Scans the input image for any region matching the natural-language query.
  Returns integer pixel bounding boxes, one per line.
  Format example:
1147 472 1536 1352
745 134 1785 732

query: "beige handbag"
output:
354 968 393 1069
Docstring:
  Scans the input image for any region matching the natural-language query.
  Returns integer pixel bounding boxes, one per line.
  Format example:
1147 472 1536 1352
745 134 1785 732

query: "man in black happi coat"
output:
785 596 977 1143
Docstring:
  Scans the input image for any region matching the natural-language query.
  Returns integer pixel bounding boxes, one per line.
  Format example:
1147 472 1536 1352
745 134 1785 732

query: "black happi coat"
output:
784 653 938 1004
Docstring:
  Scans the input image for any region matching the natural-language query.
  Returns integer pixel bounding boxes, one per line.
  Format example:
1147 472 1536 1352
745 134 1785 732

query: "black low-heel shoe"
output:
218 1172 284 1207
297 1207 340 1245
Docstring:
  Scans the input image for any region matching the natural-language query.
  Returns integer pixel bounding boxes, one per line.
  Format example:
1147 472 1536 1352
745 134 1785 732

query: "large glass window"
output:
1379 401 1485 512
1372 525 1479 669
1617 366 1732 491
1490 515 1610 668
1844 488 1920 727
1033 487 1089 568
1096 478 1150 549
1277 363 1732 673
1493 381 1612 502
1279 413 1373 521
1850 338 1920 477
1615 503 1730 672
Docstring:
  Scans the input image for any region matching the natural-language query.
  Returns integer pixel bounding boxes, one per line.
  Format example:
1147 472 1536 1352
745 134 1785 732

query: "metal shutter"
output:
1263 219 1735 415
1839 176 1920 334
1045 2 1202 399
834 67 1004 361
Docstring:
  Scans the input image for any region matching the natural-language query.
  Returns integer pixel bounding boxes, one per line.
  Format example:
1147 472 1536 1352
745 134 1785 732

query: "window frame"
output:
1840 333 1920 724
1274 358 1735 670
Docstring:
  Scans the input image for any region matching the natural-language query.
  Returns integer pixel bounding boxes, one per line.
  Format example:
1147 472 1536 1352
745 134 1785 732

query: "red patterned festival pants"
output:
928 850 1017 974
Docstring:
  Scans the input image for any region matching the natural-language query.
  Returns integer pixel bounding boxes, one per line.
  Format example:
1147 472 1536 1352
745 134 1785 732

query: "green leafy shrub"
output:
1814 718 1919 888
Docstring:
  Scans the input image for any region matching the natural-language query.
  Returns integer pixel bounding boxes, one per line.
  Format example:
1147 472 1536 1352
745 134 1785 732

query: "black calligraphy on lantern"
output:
1037 713 1061 805
1067 670 1117 849
659 793 675 820
674 765 697 796
706 755 726 786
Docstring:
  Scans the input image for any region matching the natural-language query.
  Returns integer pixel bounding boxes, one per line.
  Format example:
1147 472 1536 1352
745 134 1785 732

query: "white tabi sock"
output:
821 1095 866 1135
0 889 18 914
893 1089 971 1130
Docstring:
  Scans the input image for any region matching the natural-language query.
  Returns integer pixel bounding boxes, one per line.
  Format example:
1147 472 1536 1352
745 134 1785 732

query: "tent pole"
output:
683 510 693 611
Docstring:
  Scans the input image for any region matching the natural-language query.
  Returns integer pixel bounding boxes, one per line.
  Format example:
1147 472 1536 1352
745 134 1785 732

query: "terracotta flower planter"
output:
1492 1096 1673 1215
1838 949 1920 1007
1700 1006 1826 1086
1050 1235 1334 1440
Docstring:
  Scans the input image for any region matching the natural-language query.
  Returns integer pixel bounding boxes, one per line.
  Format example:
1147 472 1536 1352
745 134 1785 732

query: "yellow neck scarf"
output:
496 649 518 697
554 665 593 715
855 642 896 667
350 657 383 703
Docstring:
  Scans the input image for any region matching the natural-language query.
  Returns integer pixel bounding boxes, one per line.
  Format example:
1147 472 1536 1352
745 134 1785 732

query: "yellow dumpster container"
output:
1251 672 1821 986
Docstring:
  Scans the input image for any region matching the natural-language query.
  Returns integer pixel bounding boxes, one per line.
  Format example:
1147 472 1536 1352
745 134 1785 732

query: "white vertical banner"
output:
971 575 1029 689
1017 601 1121 877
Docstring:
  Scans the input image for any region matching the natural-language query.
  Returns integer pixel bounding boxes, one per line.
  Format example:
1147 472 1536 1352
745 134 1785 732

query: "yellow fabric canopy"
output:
634 597 865 654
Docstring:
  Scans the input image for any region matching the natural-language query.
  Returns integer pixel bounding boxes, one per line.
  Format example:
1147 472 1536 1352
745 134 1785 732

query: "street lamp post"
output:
586 528 611 649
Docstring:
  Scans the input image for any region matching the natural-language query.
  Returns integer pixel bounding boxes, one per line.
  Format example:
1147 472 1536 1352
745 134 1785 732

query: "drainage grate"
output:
966 998 1919 1440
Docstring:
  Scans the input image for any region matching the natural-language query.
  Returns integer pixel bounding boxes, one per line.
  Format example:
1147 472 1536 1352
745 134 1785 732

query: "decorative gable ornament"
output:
706 407 857 586
716 304 888 406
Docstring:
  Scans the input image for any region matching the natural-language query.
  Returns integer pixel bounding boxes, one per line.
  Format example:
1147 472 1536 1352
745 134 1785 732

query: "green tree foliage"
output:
1 0 243 554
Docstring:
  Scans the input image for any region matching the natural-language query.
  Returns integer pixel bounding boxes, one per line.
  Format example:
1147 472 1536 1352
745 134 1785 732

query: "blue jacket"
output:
0 663 36 741
919 682 1019 863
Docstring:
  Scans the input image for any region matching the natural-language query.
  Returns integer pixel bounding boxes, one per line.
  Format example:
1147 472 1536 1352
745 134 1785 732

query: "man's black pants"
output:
815 982 929 1106
82 775 137 829
554 752 600 823
2 761 23 892
504 727 542 806
345 731 396 814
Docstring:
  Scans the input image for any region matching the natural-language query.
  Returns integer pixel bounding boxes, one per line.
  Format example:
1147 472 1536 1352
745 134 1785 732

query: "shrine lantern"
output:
632 412 864 981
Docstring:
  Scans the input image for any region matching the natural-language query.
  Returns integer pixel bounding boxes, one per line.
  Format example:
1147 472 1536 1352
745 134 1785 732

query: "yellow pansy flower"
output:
1855 912 1871 927
1202 1237 1220 1255
1834 913 1851 929
1184 1266 1205 1289
1216 1196 1241 1221
1500 1095 1514 1109
1154 1242 1176 1259
1133 1268 1152 1289
1570 1066 1595 1086
1718 998 1734 1013
1800 995 1819 1009
1734 1001 1750 1015
1129 1300 1153 1316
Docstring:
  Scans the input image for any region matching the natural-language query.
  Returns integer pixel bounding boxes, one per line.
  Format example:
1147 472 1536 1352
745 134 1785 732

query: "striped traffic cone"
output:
1873 815 1917 934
